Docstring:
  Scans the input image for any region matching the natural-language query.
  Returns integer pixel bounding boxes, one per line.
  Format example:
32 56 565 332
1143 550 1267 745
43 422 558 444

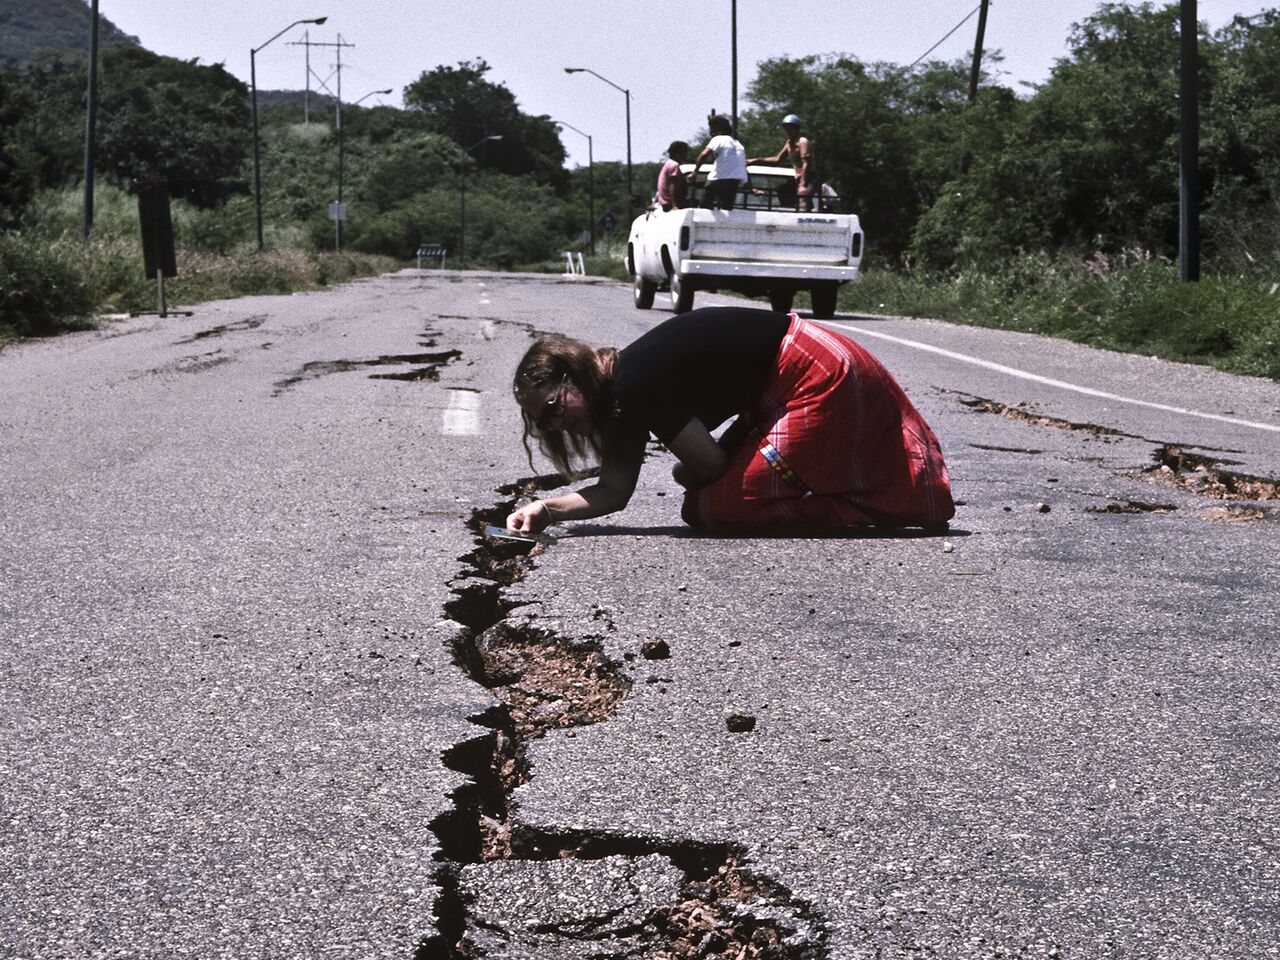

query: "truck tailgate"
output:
687 211 855 265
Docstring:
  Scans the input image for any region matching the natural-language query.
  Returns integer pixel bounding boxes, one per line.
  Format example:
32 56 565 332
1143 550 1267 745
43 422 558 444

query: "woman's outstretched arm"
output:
506 437 645 533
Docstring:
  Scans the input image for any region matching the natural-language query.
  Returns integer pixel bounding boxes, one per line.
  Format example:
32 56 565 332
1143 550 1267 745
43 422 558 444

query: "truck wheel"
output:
810 282 839 320
770 288 794 313
633 273 656 310
670 272 695 313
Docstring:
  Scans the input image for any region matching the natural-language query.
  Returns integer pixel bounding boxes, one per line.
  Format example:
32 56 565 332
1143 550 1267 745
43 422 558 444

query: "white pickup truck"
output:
624 164 864 318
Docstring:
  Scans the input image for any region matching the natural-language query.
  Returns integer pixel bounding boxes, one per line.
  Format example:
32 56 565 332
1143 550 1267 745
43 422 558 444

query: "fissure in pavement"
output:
1144 445 1280 502
272 331 460 394
418 474 827 959
954 392 1279 519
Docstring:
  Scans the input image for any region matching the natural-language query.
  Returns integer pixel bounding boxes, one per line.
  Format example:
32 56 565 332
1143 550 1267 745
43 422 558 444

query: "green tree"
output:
911 2 1190 267
1201 10 1280 272
94 46 249 206
403 59 566 186
7 50 90 198
0 66 42 224
2 46 249 210
357 130 460 210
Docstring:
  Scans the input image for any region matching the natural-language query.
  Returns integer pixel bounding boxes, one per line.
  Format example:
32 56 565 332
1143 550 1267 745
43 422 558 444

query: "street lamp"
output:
555 120 594 256
564 67 631 211
459 135 502 268
251 15 327 251
335 87 393 251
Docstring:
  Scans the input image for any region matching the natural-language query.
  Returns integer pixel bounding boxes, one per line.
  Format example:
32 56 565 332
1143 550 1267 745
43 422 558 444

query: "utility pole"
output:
968 0 991 102
304 30 312 121
336 37 344 250
82 0 99 239
731 0 738 135
1179 0 1200 282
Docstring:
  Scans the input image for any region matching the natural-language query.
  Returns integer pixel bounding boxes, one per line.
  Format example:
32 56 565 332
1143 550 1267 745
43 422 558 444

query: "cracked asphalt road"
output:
2 269 1278 957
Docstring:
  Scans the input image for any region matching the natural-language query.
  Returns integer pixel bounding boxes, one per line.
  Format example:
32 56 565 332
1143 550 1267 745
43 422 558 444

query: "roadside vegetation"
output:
1 2 1277 380
833 255 1280 381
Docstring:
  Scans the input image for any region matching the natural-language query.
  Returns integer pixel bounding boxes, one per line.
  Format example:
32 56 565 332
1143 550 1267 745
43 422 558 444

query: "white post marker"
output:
829 321 1280 434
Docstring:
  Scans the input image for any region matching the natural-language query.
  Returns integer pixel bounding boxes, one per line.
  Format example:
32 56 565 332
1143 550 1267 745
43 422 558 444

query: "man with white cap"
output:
749 113 817 211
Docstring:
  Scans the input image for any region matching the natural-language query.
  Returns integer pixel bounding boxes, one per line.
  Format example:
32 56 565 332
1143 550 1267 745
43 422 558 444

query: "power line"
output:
908 2 986 70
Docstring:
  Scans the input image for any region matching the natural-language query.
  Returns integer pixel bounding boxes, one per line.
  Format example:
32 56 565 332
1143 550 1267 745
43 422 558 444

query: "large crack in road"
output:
418 476 828 959
954 391 1280 521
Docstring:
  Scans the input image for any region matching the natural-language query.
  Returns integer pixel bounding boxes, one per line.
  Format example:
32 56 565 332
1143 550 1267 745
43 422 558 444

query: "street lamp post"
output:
252 16 327 251
555 120 594 256
563 67 631 211
459 135 502 269
335 87 392 251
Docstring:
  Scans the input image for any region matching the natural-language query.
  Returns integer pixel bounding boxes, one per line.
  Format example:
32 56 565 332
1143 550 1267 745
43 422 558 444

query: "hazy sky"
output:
96 0 1275 169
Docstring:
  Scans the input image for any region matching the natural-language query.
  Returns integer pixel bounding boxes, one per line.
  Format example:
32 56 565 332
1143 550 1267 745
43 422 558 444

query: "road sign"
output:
600 211 618 233
328 202 348 222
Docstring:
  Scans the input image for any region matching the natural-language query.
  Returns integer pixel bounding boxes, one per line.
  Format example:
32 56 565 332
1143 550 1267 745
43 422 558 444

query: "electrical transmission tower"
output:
288 32 354 122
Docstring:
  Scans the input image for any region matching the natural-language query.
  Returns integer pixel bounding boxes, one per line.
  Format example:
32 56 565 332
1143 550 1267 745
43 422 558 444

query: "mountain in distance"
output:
0 0 141 67
0 0 394 114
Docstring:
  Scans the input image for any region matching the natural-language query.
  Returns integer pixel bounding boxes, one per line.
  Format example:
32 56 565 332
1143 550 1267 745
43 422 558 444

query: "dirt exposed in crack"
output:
951 392 1138 439
952 393 1278 519
1142 445 1280 501
419 473 828 959
651 856 820 960
1087 499 1178 515
1199 504 1280 522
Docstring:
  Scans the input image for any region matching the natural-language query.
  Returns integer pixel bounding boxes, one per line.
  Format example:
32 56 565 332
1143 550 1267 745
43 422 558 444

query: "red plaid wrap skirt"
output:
682 315 955 532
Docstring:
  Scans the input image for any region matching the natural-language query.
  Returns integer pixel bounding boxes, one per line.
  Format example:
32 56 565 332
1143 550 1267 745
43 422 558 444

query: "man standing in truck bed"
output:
750 114 818 212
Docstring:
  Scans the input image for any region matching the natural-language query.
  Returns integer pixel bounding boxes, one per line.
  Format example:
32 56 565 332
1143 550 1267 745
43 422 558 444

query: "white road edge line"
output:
829 321 1280 434
442 390 481 436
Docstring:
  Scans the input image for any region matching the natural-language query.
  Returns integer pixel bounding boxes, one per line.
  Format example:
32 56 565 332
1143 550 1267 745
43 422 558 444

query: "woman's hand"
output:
506 500 552 534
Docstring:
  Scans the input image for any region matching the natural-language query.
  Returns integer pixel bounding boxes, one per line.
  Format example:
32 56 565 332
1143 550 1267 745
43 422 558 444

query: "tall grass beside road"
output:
838 252 1280 382
1 186 394 347
1 232 394 345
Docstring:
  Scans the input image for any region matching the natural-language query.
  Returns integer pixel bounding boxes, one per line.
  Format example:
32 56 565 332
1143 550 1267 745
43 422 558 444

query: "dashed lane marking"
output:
829 321 1280 434
443 389 481 436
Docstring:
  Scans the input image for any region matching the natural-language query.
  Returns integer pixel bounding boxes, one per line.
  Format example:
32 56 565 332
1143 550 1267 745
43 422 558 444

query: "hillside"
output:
0 0 140 68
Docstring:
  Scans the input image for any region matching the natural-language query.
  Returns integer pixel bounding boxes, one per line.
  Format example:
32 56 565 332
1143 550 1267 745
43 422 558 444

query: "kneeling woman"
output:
506 307 955 534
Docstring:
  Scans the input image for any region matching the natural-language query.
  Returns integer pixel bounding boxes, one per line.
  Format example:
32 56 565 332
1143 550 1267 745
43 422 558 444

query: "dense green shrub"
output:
0 232 143 336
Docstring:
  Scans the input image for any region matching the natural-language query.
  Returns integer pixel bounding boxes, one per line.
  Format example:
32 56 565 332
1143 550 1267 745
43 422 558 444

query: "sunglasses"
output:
531 374 570 430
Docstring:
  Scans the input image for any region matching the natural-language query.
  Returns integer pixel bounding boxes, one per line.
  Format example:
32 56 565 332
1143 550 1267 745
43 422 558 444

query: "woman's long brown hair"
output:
512 335 619 477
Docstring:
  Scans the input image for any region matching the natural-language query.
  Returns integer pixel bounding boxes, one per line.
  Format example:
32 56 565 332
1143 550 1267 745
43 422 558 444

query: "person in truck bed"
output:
749 113 818 212
505 306 955 535
655 141 690 211
690 115 748 211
